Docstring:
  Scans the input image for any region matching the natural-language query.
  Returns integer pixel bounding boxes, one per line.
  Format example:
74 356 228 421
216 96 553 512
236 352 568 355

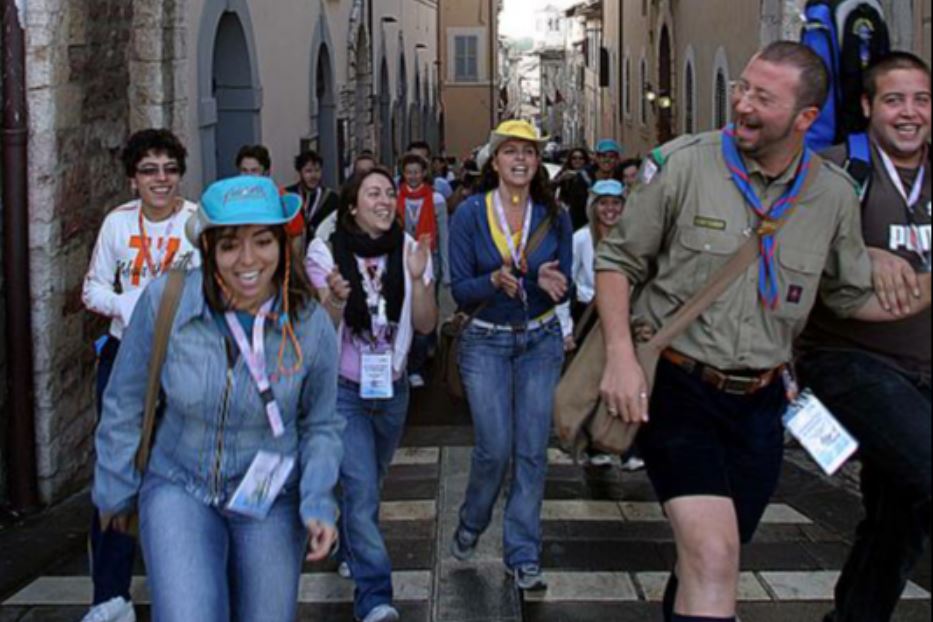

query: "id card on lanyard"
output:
358 256 395 400
224 299 286 438
782 389 858 476
879 147 930 272
493 191 534 303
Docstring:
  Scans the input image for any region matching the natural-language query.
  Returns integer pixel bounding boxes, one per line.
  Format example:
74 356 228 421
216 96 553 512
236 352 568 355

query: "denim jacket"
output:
92 270 345 528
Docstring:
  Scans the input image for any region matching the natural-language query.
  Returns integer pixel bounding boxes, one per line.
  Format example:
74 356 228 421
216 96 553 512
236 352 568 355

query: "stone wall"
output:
27 0 135 502
0 27 8 507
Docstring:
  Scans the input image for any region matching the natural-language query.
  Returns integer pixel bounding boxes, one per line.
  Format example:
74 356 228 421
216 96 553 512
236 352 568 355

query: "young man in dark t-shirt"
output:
797 52 932 622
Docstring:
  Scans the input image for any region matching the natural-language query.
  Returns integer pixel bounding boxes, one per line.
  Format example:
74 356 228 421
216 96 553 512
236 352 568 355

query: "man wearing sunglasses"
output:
80 128 201 622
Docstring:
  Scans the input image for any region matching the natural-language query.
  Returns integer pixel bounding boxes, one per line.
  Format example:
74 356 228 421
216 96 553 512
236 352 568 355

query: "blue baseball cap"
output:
595 139 623 154
589 179 625 198
186 176 302 244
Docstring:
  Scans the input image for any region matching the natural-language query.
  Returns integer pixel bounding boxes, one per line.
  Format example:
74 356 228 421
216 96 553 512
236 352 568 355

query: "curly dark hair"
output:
121 129 188 178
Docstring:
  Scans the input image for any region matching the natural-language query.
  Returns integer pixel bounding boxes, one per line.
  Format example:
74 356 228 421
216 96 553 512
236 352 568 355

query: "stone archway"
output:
657 24 673 143
197 0 263 186
130 0 187 136
315 44 338 189
347 1 373 157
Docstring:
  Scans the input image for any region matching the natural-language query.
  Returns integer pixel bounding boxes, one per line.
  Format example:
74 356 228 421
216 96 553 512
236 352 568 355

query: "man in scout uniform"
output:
594 42 931 622
797 52 932 622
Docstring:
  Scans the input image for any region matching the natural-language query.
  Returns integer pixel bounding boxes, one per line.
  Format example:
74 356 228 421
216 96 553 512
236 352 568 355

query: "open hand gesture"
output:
326 268 352 303
407 234 432 280
538 260 568 302
491 258 522 299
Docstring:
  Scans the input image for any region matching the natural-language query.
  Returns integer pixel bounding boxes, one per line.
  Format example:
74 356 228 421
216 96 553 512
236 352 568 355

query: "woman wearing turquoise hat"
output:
92 176 344 621
448 120 573 591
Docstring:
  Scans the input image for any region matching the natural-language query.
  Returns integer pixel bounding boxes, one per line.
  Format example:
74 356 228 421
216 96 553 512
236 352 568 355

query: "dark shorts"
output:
636 357 788 543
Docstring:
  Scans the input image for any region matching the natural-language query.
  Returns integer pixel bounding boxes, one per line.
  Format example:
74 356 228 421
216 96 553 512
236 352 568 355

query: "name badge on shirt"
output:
782 390 858 476
360 351 394 400
226 451 296 520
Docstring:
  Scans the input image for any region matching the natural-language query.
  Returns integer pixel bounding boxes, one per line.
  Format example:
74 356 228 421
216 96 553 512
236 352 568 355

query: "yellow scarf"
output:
485 192 523 263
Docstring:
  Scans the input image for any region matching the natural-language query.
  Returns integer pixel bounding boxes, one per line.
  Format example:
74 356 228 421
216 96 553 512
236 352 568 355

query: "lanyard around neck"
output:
357 256 389 338
878 147 926 212
224 299 285 438
138 204 179 276
492 190 534 272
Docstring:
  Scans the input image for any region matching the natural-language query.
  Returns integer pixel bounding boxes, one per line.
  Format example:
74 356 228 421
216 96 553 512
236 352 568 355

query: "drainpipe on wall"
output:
2 0 40 511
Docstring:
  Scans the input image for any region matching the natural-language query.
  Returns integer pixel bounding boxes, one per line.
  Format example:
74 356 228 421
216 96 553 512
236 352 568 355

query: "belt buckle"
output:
721 375 756 395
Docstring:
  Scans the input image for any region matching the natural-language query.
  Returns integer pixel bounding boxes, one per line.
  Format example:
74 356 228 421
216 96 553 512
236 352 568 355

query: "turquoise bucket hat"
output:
186 176 302 244
589 179 625 198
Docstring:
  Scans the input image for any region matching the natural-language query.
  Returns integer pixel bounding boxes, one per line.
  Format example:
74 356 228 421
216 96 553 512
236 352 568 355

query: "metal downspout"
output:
2 0 40 510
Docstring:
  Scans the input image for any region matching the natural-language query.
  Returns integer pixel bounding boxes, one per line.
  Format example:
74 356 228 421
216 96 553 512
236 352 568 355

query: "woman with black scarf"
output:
305 167 437 622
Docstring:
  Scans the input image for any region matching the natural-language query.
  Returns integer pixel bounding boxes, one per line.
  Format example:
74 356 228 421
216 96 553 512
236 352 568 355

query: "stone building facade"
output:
581 0 931 158
2 0 438 506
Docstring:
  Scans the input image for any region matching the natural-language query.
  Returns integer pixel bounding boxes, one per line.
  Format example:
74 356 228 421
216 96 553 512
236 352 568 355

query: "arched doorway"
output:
379 58 392 167
315 45 338 189
199 3 263 185
657 25 673 143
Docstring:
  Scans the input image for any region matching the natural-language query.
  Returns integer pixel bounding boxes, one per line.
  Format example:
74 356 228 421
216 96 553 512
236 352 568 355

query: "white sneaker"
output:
408 373 426 389
588 453 615 467
620 456 646 472
81 597 136 622
362 604 400 622
338 561 353 579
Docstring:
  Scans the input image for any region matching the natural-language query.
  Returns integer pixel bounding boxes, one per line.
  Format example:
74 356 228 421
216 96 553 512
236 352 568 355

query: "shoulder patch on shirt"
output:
694 216 728 231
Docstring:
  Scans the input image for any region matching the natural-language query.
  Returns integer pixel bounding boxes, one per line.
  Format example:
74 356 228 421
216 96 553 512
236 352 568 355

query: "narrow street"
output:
1 371 929 621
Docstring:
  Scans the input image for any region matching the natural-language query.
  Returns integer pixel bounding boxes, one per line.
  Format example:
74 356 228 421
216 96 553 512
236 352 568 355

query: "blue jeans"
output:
798 350 931 622
138 473 306 622
90 336 137 605
337 378 410 620
456 320 564 569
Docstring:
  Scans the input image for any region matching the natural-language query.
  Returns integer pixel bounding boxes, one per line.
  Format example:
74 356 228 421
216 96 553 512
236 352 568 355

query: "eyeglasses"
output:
729 80 791 111
136 163 182 177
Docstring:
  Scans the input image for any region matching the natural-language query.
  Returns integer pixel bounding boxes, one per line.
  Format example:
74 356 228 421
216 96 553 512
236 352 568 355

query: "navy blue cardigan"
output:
450 193 573 326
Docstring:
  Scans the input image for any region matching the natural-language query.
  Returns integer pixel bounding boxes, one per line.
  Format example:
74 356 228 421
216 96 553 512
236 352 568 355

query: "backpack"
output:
844 131 873 196
802 0 891 151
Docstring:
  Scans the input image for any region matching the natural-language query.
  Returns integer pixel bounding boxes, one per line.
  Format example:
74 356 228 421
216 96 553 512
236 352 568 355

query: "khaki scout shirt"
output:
594 130 874 371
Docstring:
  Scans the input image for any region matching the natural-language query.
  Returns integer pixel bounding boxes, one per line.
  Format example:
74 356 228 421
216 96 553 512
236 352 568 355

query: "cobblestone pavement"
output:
0 377 929 621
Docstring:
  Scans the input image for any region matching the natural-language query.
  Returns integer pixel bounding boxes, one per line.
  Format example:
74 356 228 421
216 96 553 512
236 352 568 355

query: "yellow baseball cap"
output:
488 119 549 154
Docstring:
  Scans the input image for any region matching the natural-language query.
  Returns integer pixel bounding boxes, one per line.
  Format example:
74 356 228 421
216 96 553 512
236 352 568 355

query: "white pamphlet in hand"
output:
227 451 296 520
782 389 858 476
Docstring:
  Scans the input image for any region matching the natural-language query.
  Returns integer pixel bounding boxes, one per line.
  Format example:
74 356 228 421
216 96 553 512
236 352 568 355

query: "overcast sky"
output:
499 0 578 39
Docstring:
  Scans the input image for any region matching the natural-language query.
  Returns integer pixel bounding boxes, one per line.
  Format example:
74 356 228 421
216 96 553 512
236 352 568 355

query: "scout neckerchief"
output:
722 125 815 309
492 190 534 303
397 184 438 251
225 298 285 438
137 201 180 278
878 145 930 271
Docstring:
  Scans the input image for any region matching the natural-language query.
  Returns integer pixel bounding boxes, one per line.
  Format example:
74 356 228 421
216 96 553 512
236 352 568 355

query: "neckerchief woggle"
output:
225 299 285 438
492 189 534 303
878 146 930 271
722 125 815 309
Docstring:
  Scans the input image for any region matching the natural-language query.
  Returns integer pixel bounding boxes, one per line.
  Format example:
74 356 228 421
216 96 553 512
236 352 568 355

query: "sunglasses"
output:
136 163 182 177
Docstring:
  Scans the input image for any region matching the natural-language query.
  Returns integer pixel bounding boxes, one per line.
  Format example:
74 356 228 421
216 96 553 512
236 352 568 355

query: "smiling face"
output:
354 172 398 238
731 58 812 161
214 225 281 312
403 162 427 190
595 196 624 228
596 151 619 174
493 139 539 189
864 68 932 166
132 151 182 218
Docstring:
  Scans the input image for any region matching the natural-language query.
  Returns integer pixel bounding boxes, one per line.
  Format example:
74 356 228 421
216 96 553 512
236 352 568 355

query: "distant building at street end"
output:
439 0 502 160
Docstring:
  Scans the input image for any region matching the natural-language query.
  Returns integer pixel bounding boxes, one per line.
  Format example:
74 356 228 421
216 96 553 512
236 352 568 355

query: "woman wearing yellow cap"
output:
448 120 573 591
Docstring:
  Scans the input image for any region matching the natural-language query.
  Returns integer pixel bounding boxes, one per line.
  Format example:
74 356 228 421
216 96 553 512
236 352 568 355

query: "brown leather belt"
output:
662 349 784 396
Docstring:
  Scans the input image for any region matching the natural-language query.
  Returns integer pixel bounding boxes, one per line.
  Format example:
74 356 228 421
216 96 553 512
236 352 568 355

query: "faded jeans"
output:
456 319 564 569
337 377 410 620
799 349 931 622
138 473 306 622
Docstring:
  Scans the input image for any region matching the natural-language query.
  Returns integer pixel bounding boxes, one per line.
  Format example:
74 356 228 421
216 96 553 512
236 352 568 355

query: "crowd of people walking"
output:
81 38 930 622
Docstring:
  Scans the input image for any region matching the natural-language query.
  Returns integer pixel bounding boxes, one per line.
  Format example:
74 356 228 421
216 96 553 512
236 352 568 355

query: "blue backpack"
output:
802 0 890 151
